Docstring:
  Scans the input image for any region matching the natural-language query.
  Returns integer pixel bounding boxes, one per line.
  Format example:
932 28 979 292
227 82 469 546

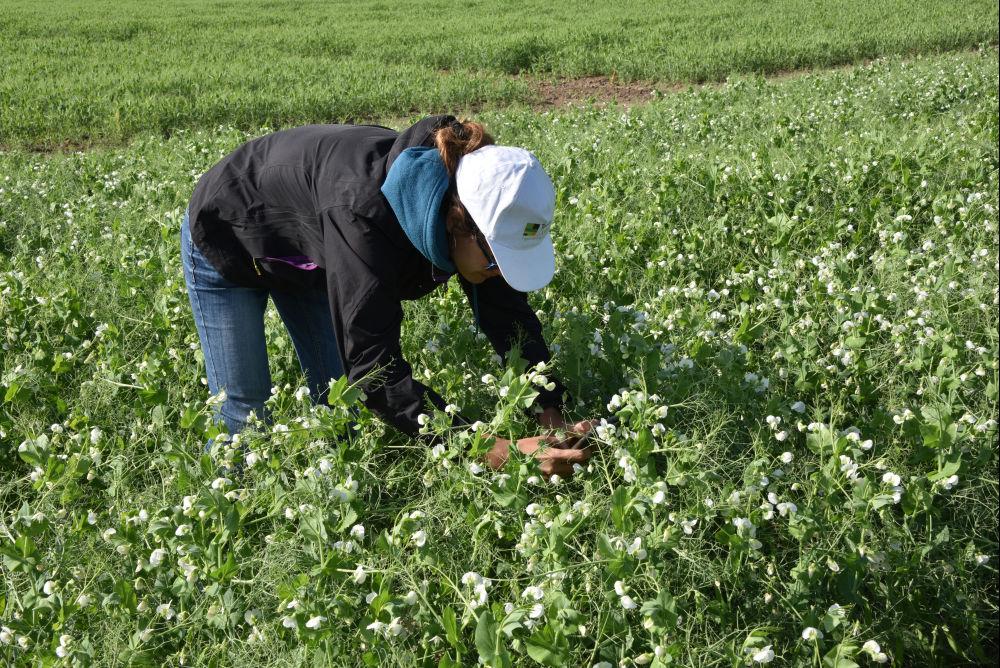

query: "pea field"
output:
1 2 998 667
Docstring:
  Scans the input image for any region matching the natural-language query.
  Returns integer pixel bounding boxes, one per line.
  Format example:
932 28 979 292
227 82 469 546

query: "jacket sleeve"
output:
323 215 448 438
458 276 568 412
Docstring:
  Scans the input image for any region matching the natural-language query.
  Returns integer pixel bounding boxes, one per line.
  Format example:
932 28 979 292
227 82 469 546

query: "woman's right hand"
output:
483 434 592 477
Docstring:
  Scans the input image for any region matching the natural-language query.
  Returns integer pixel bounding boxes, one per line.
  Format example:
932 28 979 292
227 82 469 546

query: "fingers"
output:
541 445 591 463
540 461 577 477
549 433 585 449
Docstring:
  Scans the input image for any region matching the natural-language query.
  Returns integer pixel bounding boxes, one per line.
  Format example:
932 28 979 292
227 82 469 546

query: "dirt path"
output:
518 45 995 111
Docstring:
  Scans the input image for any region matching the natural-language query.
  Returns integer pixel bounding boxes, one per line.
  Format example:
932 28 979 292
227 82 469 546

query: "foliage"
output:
0 0 997 147
1 50 998 666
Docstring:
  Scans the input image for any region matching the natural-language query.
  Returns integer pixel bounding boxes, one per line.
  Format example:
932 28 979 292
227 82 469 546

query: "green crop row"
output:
1 0 997 148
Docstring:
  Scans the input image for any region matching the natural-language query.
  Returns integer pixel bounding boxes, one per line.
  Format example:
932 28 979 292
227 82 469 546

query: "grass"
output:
0 0 997 147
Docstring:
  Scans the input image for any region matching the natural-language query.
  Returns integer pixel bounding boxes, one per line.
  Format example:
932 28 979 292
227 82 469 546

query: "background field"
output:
1 2 998 667
0 0 997 147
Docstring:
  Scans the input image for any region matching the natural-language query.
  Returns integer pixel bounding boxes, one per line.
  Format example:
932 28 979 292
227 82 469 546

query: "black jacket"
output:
188 115 565 437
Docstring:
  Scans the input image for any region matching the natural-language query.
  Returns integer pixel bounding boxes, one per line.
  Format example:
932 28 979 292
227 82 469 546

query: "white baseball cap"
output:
455 145 556 292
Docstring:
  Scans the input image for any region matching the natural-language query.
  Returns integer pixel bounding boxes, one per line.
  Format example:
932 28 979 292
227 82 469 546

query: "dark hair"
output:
435 119 494 237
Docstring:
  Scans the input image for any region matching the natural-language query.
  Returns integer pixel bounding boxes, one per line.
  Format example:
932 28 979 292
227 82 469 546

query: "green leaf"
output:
438 655 460 668
927 452 961 481
442 606 462 651
0 535 38 573
610 486 632 532
634 428 654 463
475 610 498 663
525 625 569 667
114 579 138 613
337 506 359 533
822 642 860 668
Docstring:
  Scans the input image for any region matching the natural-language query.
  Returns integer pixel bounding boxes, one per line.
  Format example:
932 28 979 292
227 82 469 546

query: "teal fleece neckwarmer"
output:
381 146 456 274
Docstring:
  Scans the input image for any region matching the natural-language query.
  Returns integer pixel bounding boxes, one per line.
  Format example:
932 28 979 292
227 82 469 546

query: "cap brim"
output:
490 236 555 292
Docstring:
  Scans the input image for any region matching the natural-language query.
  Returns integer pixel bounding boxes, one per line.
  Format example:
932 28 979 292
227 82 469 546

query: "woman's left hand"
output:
537 407 600 444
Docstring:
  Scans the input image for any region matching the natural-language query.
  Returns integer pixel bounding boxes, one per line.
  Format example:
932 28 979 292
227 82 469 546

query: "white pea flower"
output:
461 571 483 587
411 530 427 548
940 474 958 490
156 603 175 620
210 477 231 490
525 503 541 516
404 590 419 606
862 639 888 663
353 565 367 584
523 586 545 600
777 502 797 517
862 640 881 655
0 626 12 644
752 645 775 663
626 537 647 559
175 524 191 537
55 635 72 658
149 548 168 567
882 471 901 486
294 386 311 402
801 626 823 641
619 595 637 610
791 401 806 413
305 615 326 629
387 617 404 636
43 580 58 595
974 554 989 566
732 517 755 536
101 527 117 541
529 603 545 619
282 616 297 629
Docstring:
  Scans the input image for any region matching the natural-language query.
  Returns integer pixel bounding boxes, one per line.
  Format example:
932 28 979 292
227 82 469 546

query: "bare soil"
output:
528 74 679 110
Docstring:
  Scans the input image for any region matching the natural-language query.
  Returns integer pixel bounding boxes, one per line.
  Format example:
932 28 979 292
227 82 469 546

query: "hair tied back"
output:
435 118 494 177
450 120 468 140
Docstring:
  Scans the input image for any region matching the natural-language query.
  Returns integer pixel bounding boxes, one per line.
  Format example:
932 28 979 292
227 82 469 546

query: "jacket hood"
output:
385 114 455 175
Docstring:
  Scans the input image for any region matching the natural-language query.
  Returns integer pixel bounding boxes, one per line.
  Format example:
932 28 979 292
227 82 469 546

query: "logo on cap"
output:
523 222 548 239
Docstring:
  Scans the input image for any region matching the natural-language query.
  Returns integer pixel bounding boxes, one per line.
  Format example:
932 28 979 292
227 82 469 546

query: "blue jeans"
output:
180 209 345 436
